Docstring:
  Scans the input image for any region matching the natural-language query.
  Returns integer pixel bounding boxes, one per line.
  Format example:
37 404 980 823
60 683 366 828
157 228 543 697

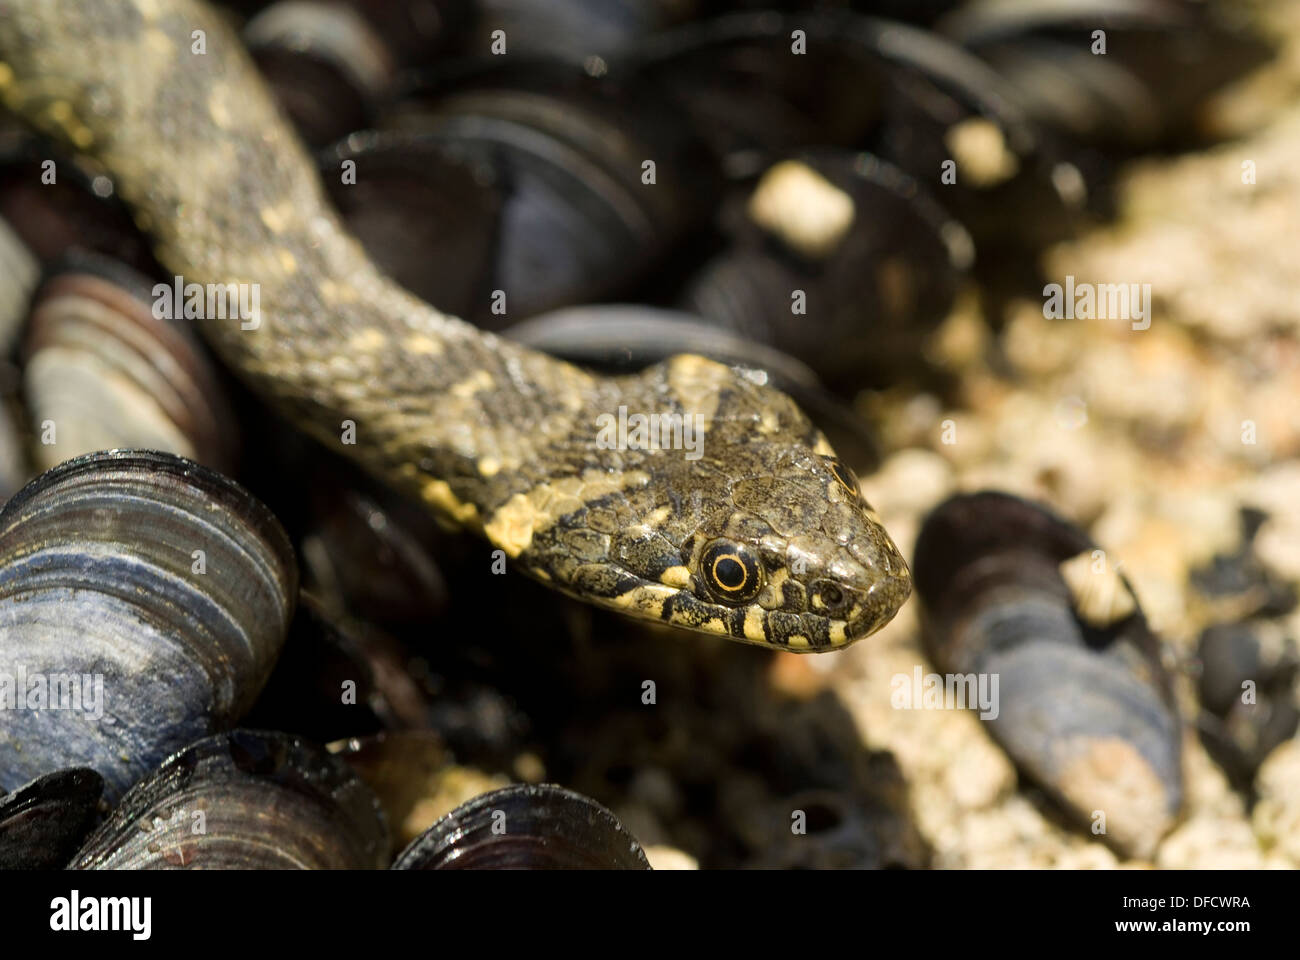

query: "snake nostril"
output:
819 584 846 613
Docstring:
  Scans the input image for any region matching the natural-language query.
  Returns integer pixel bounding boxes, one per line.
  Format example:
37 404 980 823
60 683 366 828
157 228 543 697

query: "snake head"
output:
562 356 912 651
666 446 913 650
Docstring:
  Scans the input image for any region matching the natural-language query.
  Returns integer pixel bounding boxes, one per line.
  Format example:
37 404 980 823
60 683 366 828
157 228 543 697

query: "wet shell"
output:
912 490 1182 859
70 730 389 869
0 767 103 870
0 451 297 802
392 783 650 869
22 253 238 472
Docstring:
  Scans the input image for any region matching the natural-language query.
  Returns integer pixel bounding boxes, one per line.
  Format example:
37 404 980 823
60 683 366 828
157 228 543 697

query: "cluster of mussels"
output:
0 0 1281 868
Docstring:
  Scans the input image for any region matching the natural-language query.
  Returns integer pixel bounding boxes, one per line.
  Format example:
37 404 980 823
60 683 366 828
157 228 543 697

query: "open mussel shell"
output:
628 9 1077 251
937 0 1273 147
247 0 478 147
393 783 650 869
629 12 888 165
0 767 103 870
70 730 389 869
0 450 297 802
246 0 398 146
684 152 969 389
321 132 502 323
912 491 1181 859
1195 622 1299 791
375 69 711 327
505 304 879 468
22 253 238 471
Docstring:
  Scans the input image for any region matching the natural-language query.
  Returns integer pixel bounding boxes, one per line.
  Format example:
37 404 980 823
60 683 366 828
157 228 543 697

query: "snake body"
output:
0 0 910 650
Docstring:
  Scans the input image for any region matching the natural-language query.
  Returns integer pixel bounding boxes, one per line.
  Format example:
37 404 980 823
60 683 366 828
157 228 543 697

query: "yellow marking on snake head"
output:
666 355 728 423
610 583 677 612
420 479 481 528
828 622 847 646
759 567 791 608
813 435 836 457
786 634 810 649
485 470 648 557
660 565 692 588
478 457 501 477
485 491 548 557
743 606 766 642
645 506 672 526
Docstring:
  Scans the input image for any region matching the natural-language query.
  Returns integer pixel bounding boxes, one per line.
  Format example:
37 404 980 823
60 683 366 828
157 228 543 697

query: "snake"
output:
0 0 911 651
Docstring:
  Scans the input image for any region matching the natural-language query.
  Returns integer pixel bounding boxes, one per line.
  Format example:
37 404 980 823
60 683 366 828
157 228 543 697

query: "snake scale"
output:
0 0 911 650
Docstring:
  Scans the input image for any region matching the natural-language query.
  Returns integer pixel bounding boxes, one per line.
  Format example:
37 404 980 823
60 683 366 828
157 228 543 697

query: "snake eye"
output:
825 457 860 499
699 539 764 605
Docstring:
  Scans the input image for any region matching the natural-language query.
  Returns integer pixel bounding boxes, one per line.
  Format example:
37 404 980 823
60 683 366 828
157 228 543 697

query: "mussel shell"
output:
246 0 397 146
629 7 1077 250
938 0 1274 147
22 253 239 471
0 767 103 870
684 151 970 388
392 783 650 869
629 12 887 164
0 214 40 353
321 132 503 324
70 730 389 869
377 69 711 327
0 451 297 801
1195 621 1299 789
913 491 1181 858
